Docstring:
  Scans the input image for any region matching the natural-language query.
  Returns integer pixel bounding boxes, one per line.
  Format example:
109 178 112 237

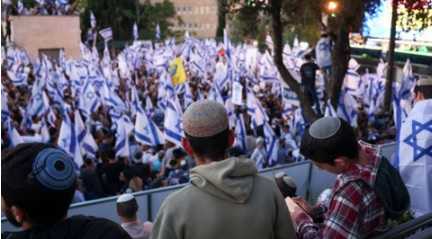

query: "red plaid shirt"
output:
297 148 386 239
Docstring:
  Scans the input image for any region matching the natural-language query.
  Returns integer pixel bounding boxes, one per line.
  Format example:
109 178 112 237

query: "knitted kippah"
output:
182 100 229 138
32 148 76 190
309 117 341 139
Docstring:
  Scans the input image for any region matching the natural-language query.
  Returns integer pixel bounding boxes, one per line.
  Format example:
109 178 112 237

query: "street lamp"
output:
327 1 339 13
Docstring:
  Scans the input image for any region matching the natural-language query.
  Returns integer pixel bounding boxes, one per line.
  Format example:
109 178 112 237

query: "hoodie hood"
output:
190 157 258 204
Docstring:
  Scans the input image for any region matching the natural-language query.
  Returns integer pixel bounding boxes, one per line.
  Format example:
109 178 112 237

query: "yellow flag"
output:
170 57 187 85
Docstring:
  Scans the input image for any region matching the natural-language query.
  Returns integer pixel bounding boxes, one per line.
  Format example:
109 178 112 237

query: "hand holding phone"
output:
285 197 313 227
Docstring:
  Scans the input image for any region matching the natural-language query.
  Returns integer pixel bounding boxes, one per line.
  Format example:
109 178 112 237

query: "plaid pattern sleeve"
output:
297 180 385 239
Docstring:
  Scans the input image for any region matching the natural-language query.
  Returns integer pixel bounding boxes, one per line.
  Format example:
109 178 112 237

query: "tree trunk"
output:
216 0 227 39
384 0 398 111
270 0 317 123
329 23 350 109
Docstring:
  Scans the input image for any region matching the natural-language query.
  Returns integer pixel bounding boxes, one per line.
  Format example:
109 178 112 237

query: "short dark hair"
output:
1 143 76 225
116 199 138 219
300 118 358 164
186 128 230 160
414 85 432 99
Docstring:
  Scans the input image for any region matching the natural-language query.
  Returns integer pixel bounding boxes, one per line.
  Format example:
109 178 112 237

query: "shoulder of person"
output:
66 215 131 239
253 174 280 195
158 184 197 212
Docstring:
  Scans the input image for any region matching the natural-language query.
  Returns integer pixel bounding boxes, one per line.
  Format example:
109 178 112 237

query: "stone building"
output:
146 0 218 38
9 15 81 61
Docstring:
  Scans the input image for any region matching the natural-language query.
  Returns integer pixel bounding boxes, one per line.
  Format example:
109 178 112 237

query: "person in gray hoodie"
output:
151 100 296 239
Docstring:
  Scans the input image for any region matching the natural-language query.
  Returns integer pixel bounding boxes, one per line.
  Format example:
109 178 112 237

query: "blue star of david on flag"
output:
403 120 432 162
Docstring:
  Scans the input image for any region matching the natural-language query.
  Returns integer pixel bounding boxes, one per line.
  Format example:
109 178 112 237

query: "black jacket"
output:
2 215 131 239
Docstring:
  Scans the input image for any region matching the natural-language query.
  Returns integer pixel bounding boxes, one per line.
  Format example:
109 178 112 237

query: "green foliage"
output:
397 0 432 32
228 6 260 43
80 0 176 43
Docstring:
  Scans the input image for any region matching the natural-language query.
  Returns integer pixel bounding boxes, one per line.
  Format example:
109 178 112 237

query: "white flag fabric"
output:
164 97 183 146
133 22 139 41
135 111 165 146
99 27 113 42
7 121 23 147
74 111 98 159
57 116 83 167
234 114 247 152
315 36 332 68
398 99 432 217
115 115 133 158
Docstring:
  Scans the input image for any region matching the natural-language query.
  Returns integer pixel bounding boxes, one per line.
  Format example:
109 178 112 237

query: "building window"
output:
39 48 62 63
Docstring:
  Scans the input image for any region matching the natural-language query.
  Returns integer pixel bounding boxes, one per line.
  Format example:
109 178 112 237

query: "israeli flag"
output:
155 23 161 40
315 36 332 68
145 96 154 116
115 115 134 158
393 60 416 137
80 82 100 116
183 83 194 109
135 111 165 146
246 91 268 127
130 86 144 117
74 111 98 158
17 0 24 14
133 22 139 41
7 121 23 147
102 81 127 112
263 122 279 167
324 100 338 117
208 85 225 105
2 85 10 122
398 99 432 217
40 120 50 143
231 81 243 106
90 11 96 29
337 90 358 127
234 114 247 152
164 97 183 146
57 116 83 167
28 90 50 118
99 27 113 42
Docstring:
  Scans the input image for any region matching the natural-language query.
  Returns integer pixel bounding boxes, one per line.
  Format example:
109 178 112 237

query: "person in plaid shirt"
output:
291 117 389 239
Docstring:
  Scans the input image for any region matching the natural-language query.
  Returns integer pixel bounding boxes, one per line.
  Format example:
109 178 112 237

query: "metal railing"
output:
1 142 398 233
2 160 336 232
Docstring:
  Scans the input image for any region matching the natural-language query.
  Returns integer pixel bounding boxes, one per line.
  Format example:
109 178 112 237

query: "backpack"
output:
374 157 411 221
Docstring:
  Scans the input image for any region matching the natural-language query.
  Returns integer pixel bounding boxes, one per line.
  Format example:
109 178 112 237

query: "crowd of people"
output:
1 32 403 203
2 0 78 16
2 9 431 235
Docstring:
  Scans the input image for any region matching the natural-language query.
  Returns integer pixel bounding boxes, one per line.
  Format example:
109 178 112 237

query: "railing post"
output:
305 161 313 202
147 193 153 221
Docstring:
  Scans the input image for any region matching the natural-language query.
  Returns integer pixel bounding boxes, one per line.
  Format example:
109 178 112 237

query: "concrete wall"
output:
10 15 81 61
146 0 218 38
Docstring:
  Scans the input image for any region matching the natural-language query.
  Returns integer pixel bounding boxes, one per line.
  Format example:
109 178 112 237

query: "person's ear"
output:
181 138 194 156
227 130 235 148
334 157 348 170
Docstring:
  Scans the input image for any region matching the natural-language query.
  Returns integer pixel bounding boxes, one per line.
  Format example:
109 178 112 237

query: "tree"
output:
216 0 228 39
383 0 432 111
225 0 384 122
228 5 261 42
80 0 176 44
